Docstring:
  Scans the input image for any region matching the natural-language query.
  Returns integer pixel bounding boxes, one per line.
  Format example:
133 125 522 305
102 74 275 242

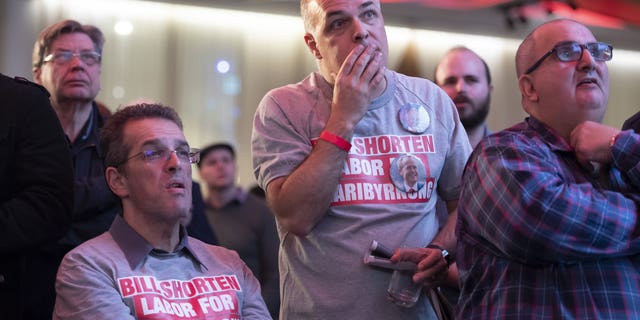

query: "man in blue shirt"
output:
32 20 120 317
457 19 640 319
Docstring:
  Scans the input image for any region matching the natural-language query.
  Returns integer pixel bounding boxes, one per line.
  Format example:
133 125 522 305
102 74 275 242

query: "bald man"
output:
457 19 640 318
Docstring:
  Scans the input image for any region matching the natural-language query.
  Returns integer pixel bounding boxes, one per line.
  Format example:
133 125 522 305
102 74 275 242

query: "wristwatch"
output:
426 244 453 265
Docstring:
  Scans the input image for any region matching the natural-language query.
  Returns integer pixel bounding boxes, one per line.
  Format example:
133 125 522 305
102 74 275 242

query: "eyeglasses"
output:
43 51 102 66
525 41 613 74
117 147 201 167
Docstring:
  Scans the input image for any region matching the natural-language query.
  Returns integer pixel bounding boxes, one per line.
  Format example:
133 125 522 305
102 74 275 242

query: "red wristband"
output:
319 130 351 152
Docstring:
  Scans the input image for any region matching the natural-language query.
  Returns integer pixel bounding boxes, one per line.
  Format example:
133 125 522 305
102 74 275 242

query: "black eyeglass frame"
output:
524 41 613 75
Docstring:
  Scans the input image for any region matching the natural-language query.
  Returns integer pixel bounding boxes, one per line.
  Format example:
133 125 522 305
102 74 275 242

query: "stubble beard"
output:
460 94 491 130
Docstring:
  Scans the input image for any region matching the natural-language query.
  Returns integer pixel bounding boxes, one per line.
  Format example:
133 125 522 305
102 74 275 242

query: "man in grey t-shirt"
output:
54 103 270 319
251 0 471 318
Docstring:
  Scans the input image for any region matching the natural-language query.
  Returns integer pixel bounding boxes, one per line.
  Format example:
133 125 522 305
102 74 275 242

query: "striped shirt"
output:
457 117 640 319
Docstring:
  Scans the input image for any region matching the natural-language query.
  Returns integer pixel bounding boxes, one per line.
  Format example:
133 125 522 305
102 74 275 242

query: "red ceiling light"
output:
532 1 625 29
380 0 636 29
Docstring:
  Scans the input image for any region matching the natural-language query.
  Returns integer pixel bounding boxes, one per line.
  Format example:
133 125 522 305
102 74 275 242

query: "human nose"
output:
68 54 87 68
165 150 183 172
352 20 369 43
577 46 597 72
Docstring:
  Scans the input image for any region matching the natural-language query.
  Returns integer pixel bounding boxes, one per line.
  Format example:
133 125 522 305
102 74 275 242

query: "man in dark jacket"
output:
0 73 73 319
32 19 120 318
623 111 640 133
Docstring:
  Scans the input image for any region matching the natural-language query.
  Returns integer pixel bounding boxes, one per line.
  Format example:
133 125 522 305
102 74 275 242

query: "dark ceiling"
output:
155 0 640 51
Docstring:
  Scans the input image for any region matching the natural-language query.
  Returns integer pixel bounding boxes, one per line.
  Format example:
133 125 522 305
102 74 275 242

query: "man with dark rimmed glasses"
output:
523 41 612 75
456 19 640 319
53 103 271 319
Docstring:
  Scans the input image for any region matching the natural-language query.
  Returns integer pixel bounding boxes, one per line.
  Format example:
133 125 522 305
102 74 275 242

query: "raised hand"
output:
327 44 385 134
570 121 620 167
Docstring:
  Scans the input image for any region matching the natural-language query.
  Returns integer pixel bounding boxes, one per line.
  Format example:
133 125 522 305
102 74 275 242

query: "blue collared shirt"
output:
457 117 640 319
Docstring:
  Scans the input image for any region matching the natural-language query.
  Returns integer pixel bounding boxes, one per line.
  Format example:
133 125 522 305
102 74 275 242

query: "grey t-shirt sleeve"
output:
251 85 321 190
53 251 135 319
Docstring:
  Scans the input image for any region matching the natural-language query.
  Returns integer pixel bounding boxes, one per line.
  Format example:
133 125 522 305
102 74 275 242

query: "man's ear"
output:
518 74 538 103
304 34 322 59
105 166 129 198
33 67 42 84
